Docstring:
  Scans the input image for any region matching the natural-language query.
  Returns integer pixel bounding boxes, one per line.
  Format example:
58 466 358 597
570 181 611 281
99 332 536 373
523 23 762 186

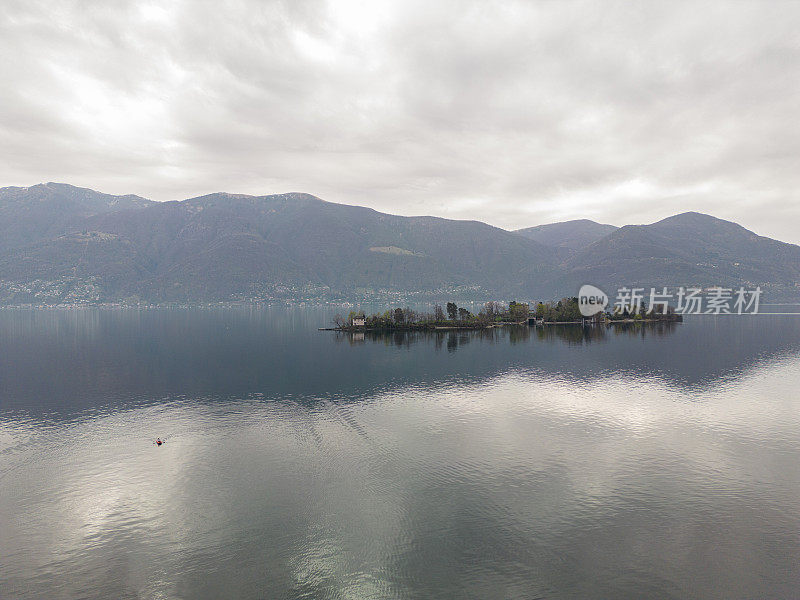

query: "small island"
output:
323 299 682 332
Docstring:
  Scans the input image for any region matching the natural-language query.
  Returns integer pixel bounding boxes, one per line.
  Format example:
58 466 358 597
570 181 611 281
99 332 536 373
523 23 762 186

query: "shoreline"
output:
319 322 525 332
322 317 682 332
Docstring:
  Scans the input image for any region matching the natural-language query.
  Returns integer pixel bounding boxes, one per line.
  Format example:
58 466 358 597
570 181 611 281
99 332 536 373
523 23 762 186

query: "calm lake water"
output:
2 307 800 599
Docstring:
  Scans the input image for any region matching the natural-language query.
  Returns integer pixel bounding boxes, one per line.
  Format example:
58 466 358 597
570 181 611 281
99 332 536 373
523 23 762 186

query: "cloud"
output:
1 0 799 242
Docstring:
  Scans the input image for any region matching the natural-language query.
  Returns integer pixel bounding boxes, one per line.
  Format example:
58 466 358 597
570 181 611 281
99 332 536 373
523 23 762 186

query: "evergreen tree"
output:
446 302 458 320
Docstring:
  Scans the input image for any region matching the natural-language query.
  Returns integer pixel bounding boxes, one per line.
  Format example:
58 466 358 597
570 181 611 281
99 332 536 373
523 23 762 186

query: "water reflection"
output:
336 320 687 352
2 308 800 599
340 320 680 349
2 309 800 420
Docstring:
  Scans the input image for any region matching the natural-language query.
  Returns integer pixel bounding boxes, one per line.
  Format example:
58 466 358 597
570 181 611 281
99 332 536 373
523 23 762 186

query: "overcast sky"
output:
2 0 799 241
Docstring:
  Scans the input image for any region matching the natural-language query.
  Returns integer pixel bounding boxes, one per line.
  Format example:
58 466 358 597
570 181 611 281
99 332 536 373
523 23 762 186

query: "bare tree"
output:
434 304 445 321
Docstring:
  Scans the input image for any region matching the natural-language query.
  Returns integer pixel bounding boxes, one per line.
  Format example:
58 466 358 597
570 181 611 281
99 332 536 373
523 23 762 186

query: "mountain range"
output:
1 183 798 304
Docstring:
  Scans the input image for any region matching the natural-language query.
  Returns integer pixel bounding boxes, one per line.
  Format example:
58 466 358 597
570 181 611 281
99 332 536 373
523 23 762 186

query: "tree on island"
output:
534 298 580 322
434 304 445 322
332 299 552 330
446 302 458 320
483 301 501 319
508 301 530 321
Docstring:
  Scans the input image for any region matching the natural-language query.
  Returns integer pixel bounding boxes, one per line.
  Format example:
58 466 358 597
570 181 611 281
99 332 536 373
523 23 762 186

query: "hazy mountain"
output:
515 219 618 250
558 212 800 297
0 182 153 253
0 188 559 303
0 186 798 304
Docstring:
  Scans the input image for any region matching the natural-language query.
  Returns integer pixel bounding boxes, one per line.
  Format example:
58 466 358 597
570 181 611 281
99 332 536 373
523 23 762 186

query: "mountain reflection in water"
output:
2 307 800 599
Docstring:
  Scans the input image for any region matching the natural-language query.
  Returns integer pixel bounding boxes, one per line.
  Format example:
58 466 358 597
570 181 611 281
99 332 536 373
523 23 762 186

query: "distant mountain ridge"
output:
0 182 153 253
515 219 618 250
560 211 800 294
0 183 798 304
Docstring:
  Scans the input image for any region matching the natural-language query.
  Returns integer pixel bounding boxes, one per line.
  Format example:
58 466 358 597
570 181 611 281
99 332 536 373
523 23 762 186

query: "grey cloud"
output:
1 0 799 242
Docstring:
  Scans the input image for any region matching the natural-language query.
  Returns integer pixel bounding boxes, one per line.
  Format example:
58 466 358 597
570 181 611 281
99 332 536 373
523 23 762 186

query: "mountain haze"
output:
0 182 153 253
515 219 618 250
0 184 798 304
560 212 800 294
0 185 559 303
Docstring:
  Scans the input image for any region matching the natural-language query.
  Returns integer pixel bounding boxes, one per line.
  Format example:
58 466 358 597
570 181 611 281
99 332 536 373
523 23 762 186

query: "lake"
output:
2 306 800 599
